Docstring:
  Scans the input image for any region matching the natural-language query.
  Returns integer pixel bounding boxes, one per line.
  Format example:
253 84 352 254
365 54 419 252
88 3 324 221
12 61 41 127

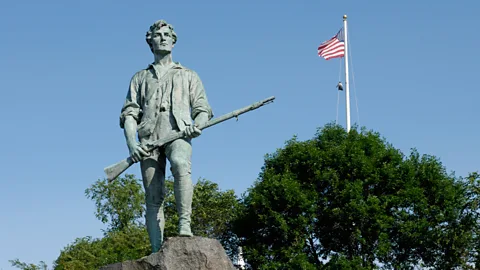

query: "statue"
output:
107 19 275 255
119 19 213 253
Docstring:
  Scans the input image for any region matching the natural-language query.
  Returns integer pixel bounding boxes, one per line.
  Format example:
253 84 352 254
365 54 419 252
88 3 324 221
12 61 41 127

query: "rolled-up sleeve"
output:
119 73 143 128
189 71 213 120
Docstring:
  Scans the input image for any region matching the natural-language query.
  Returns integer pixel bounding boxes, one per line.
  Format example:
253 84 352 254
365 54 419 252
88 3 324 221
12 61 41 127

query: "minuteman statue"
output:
119 19 213 253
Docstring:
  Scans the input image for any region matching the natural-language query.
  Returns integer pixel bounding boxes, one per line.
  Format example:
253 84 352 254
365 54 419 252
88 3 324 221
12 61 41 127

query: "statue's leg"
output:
165 138 193 237
140 153 167 253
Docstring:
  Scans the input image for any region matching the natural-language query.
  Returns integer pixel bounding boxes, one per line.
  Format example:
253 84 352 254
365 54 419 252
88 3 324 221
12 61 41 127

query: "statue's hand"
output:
184 125 202 138
185 112 207 138
128 142 150 163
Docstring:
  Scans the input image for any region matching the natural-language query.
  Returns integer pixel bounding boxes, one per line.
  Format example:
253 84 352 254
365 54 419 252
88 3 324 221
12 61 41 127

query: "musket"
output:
104 96 275 182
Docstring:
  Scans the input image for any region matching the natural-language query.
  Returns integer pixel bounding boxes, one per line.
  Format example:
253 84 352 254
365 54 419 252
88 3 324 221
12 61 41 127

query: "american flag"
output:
317 28 345 60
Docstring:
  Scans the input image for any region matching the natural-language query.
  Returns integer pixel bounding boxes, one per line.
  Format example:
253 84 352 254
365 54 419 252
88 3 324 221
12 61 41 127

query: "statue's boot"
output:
174 174 194 237
145 202 165 253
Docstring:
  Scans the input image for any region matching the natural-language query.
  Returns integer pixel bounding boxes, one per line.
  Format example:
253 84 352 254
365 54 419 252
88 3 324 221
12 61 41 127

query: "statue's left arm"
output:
188 71 213 127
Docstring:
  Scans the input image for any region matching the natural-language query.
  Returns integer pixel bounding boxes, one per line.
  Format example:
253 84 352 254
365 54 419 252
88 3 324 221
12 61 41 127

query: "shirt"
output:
120 62 213 142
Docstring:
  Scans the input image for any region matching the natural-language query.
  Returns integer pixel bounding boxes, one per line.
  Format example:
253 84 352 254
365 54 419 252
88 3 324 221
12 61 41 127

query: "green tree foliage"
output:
9 259 47 270
53 226 150 269
85 174 145 232
463 172 480 269
233 123 480 269
50 175 240 269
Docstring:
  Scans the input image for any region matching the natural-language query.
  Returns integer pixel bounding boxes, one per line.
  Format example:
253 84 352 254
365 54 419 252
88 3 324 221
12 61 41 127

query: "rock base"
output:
100 236 236 270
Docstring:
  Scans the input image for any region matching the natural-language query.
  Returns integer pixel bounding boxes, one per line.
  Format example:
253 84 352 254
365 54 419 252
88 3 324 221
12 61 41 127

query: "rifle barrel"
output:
199 96 275 130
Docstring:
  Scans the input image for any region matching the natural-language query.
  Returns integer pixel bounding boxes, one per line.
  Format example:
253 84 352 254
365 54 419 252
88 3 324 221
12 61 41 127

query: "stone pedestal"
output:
100 236 236 270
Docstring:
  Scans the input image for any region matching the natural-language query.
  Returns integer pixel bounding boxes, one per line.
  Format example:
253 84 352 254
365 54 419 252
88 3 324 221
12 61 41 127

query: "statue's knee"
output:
145 191 164 208
169 157 191 176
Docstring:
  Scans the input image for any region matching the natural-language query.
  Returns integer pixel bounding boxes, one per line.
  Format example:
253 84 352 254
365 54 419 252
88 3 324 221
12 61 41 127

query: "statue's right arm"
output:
120 73 149 162
123 116 149 163
123 116 137 148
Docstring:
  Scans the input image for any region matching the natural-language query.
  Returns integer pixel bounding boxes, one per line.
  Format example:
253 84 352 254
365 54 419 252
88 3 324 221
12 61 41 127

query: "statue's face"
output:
151 26 175 54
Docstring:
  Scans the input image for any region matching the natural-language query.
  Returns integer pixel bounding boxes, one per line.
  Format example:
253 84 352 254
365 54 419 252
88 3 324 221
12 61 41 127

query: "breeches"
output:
140 138 192 206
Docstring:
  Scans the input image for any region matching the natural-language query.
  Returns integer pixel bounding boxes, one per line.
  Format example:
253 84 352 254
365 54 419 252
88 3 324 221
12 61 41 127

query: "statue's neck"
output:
154 53 173 67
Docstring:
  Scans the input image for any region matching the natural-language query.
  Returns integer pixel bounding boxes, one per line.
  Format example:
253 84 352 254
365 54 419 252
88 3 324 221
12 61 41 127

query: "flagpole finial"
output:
343 14 347 20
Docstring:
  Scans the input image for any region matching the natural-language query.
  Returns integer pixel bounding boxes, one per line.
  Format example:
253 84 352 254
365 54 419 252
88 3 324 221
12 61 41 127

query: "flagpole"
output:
343 14 351 132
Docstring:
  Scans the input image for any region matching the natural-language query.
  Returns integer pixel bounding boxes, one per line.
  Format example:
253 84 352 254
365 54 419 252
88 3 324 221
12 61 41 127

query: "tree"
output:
51 175 240 269
85 174 145 232
9 259 47 270
233 123 479 269
461 172 480 269
53 226 150 270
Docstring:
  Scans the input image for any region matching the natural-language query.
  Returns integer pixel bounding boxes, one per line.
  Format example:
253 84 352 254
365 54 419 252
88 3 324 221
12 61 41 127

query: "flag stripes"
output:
317 28 345 60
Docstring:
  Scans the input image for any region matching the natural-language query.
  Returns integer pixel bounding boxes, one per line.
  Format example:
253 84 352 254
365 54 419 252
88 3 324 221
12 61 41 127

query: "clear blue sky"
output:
1 0 478 268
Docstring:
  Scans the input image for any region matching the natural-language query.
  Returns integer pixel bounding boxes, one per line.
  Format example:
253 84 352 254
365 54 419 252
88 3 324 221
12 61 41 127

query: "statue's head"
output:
145 20 177 54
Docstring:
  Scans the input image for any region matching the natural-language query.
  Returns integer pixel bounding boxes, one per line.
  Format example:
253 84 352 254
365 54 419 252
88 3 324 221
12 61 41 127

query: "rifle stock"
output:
105 157 135 183
104 96 275 182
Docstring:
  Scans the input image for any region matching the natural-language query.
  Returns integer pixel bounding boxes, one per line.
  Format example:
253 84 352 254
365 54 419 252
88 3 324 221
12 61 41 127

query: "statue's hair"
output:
145 20 177 52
